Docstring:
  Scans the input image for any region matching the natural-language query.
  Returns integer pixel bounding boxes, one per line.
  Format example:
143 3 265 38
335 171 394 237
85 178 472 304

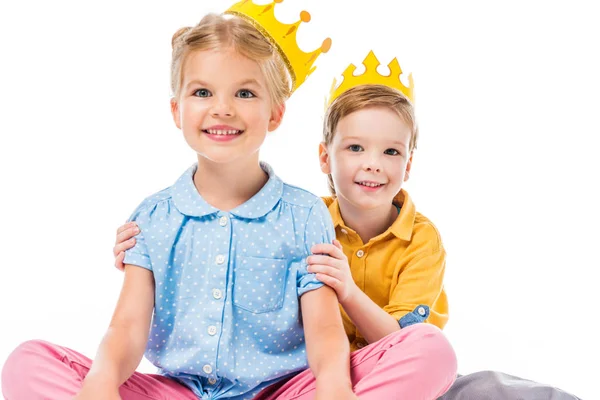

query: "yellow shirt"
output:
322 189 448 351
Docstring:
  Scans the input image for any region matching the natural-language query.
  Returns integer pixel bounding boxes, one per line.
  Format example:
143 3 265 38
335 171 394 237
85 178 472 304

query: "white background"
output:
1 0 598 398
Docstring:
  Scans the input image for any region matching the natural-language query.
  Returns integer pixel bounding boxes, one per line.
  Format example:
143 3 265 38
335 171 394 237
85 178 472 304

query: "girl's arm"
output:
301 286 357 399
308 240 446 345
76 265 154 397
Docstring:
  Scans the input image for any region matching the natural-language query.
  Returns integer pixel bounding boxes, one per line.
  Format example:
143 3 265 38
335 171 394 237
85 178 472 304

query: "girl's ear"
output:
404 151 414 182
318 142 331 174
171 98 182 129
268 103 286 132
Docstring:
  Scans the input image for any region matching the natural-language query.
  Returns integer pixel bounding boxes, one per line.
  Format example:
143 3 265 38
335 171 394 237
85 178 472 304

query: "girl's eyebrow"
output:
237 78 262 87
184 79 209 89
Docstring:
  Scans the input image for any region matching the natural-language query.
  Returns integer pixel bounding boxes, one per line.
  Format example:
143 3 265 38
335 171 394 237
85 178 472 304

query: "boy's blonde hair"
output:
170 14 291 105
322 84 419 195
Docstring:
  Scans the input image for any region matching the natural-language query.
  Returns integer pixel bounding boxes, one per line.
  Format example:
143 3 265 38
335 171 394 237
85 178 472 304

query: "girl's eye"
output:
236 89 255 98
194 89 211 97
384 148 400 156
349 145 363 152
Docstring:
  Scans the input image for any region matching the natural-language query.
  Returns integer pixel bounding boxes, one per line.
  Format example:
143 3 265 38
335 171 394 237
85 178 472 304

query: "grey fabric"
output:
438 371 582 400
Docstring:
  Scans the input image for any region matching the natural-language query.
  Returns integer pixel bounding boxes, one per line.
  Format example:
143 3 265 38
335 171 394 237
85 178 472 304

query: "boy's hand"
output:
113 222 139 271
308 240 358 304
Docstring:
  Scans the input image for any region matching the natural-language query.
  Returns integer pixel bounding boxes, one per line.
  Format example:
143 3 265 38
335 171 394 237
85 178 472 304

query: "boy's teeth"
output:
206 129 241 135
359 181 382 187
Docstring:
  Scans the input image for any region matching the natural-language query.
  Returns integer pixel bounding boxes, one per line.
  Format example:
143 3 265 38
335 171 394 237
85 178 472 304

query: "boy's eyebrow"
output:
340 136 409 149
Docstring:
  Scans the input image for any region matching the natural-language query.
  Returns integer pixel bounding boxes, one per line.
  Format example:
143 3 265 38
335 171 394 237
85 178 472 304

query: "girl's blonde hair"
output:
322 84 419 195
170 14 291 105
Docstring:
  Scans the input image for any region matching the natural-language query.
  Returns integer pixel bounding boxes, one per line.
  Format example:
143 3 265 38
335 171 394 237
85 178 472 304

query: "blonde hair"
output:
170 14 291 105
322 84 419 195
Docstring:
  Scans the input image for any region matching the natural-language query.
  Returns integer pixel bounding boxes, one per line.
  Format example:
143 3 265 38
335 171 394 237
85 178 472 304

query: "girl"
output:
1 9 456 400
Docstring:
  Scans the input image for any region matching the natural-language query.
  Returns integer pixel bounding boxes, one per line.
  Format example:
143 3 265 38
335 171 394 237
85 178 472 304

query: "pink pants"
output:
2 324 456 400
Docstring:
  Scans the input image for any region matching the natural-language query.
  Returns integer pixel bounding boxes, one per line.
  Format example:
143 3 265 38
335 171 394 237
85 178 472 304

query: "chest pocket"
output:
233 256 288 313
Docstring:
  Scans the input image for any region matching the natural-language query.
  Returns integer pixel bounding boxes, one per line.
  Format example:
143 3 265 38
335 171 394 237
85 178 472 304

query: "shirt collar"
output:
322 189 417 241
172 162 283 219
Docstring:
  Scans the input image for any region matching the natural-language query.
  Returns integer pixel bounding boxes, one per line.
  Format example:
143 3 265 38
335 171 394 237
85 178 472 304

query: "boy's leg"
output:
437 370 582 400
255 323 457 400
1 340 197 400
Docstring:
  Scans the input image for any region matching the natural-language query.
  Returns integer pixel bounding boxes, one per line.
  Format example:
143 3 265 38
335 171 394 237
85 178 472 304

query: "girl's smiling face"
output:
171 47 284 165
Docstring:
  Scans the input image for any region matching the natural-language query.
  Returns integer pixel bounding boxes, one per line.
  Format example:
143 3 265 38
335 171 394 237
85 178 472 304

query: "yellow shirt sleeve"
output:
382 228 449 330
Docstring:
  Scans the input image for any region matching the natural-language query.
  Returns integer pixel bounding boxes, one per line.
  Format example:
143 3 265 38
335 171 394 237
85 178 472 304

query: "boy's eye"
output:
348 145 363 152
193 89 211 97
384 148 400 156
236 89 255 98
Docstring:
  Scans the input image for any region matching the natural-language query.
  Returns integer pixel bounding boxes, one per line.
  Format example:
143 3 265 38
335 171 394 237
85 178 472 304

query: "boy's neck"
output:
194 155 268 211
336 197 398 244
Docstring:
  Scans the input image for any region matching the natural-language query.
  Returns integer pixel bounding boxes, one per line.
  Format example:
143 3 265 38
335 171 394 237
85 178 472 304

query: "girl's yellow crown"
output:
225 0 331 93
327 50 415 106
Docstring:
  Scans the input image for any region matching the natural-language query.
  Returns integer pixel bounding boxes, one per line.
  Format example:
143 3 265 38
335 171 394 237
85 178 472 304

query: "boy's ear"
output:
171 98 182 129
404 151 414 182
318 142 331 174
268 103 286 132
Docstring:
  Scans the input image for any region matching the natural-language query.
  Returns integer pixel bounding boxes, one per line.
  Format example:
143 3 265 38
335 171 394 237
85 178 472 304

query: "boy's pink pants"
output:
2 324 456 400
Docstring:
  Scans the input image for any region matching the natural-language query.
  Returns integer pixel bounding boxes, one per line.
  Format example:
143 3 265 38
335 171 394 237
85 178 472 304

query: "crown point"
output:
321 38 332 53
300 11 311 22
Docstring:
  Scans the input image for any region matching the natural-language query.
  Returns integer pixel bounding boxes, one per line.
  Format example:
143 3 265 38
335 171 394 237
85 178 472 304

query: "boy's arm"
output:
309 241 446 344
308 242 400 344
300 286 357 399
78 265 154 394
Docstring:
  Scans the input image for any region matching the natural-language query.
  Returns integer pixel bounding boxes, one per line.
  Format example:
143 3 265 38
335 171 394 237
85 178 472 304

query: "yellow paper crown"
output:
327 50 415 106
224 0 331 93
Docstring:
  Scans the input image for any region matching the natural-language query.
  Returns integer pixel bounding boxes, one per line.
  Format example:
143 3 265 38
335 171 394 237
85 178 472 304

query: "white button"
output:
203 364 213 374
340 228 348 234
208 378 217 385
212 289 223 300
417 306 426 316
356 250 364 258
208 325 218 335
219 216 228 226
356 342 365 348
216 255 225 264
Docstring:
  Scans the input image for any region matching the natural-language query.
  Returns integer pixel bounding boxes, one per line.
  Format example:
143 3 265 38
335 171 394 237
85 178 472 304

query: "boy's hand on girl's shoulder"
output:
307 240 358 304
113 222 139 271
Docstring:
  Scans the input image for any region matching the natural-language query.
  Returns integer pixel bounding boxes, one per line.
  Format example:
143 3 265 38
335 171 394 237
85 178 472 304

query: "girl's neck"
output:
337 197 398 244
194 155 268 211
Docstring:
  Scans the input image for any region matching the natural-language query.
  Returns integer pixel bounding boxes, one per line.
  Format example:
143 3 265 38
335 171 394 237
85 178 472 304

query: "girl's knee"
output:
403 324 457 373
2 340 53 375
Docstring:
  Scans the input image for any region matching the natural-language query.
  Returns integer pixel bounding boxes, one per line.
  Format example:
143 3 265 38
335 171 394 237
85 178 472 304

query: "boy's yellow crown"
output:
225 0 331 93
328 50 415 106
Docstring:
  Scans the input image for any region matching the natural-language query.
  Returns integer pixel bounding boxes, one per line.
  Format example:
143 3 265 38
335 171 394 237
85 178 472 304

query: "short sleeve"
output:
383 248 448 329
297 199 335 296
122 204 153 271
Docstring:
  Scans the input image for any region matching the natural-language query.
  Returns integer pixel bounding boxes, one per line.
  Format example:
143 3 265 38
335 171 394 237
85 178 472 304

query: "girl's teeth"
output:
206 129 241 135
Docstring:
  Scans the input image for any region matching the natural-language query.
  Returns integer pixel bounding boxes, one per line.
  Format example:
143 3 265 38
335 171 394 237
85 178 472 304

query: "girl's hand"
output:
113 222 139 271
307 240 358 304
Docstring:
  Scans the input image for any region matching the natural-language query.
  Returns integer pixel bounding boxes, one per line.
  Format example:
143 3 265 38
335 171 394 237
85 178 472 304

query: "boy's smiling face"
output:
320 106 413 212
